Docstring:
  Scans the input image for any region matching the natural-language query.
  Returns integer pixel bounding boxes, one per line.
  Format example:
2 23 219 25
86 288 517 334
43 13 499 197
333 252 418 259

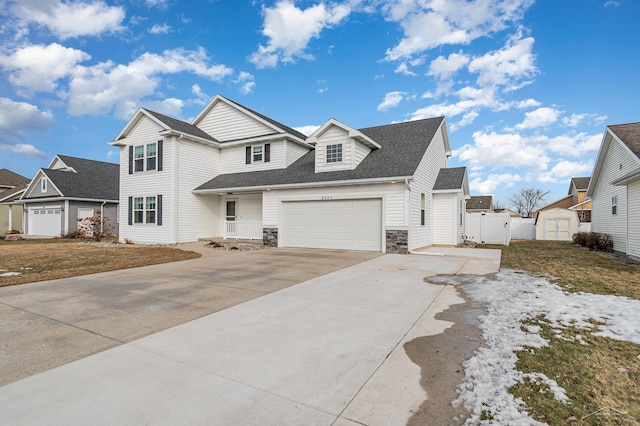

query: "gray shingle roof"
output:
570 176 590 191
433 167 466 190
0 169 30 201
37 155 119 200
194 117 445 191
466 195 493 210
609 122 640 159
143 109 219 142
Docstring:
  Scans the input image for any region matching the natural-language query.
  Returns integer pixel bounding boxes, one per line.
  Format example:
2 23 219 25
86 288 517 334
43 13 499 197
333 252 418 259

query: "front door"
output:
226 200 236 221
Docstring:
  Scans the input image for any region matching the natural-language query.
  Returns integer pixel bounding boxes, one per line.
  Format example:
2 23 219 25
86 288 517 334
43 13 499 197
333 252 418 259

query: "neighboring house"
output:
587 122 640 257
110 94 469 253
568 176 591 222
0 169 30 234
16 155 119 237
466 195 493 213
494 208 521 218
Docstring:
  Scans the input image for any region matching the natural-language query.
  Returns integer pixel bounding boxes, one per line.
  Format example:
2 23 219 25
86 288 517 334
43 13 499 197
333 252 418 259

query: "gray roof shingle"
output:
143 109 218 142
570 176 590 191
0 169 30 201
36 155 119 200
194 117 445 191
433 167 466 190
466 195 493 210
609 122 640 159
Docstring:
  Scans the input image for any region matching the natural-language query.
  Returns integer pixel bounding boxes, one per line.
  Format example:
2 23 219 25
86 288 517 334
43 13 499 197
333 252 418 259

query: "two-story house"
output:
110 95 469 253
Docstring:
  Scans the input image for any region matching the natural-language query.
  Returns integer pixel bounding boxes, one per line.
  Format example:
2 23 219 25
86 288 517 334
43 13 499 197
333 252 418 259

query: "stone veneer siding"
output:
263 228 278 247
386 229 408 254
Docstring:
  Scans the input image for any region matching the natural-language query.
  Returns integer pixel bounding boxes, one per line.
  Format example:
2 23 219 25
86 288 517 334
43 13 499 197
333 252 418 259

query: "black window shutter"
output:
128 196 133 225
265 143 270 163
157 140 163 171
245 146 251 164
128 146 133 174
157 194 163 226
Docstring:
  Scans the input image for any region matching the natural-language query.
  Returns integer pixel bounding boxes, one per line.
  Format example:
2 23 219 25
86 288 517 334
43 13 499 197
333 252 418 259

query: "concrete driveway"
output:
0 246 500 425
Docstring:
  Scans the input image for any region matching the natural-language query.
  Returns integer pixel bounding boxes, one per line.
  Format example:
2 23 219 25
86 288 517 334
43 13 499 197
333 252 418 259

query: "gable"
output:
23 171 61 199
195 98 277 142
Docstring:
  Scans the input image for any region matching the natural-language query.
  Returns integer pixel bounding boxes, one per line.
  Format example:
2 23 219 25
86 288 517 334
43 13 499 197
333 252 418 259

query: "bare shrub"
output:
76 214 114 242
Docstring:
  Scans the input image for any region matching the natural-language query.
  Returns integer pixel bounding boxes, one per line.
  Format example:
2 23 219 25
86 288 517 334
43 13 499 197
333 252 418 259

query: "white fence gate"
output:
511 217 535 240
465 212 511 245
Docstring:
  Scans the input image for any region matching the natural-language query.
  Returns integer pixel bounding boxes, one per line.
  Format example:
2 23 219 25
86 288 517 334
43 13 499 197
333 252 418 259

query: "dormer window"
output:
245 143 271 164
41 178 47 192
326 144 343 163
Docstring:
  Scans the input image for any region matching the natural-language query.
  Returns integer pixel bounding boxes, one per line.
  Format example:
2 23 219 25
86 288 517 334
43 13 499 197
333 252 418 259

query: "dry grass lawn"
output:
484 240 640 424
0 238 200 287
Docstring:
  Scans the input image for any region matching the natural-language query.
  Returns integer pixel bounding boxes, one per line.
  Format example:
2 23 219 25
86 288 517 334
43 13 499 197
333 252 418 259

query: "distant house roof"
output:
466 195 493 210
0 169 30 202
194 117 446 191
24 155 119 201
609 122 640 158
433 167 467 191
570 176 590 192
494 208 521 217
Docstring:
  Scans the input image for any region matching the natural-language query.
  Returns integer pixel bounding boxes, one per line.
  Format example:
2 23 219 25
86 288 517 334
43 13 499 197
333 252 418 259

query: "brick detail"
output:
262 228 278 247
386 229 408 254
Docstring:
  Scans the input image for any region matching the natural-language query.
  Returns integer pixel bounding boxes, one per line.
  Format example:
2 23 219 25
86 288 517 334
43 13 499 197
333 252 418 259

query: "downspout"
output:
100 200 107 234
405 178 411 252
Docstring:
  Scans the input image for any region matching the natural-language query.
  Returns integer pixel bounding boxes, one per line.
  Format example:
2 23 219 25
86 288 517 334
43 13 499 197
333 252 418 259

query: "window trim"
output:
40 178 47 192
252 145 263 162
420 193 426 226
132 195 157 224
131 141 162 173
326 143 343 163
246 143 271 165
612 195 618 216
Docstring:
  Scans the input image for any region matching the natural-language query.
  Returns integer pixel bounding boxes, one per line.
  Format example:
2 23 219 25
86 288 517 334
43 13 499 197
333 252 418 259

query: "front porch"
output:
223 220 263 240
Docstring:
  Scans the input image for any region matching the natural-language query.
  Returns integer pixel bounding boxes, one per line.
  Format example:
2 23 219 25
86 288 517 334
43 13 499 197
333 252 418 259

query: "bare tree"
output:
510 188 550 218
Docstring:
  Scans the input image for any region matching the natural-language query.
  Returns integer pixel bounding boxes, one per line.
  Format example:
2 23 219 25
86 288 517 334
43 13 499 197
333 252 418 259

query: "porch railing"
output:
224 220 263 240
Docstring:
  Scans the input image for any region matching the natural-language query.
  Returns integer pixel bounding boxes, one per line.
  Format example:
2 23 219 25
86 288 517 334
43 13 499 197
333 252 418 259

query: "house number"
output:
321 196 333 200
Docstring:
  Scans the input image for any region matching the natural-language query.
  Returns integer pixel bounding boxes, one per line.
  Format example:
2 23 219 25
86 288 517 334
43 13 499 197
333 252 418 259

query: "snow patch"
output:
454 269 640 425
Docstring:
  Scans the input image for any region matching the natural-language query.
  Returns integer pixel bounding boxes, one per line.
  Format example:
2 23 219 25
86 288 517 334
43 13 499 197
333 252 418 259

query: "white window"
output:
253 146 263 162
40 178 47 192
421 193 426 226
133 196 156 224
326 144 342 163
612 195 617 216
134 143 157 172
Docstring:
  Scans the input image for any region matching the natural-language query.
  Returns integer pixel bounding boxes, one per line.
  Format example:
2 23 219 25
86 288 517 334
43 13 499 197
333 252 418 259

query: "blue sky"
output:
1 0 638 207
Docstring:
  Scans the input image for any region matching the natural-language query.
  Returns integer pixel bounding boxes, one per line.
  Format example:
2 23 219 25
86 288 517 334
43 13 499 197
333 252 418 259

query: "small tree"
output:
510 188 550 218
76 213 114 242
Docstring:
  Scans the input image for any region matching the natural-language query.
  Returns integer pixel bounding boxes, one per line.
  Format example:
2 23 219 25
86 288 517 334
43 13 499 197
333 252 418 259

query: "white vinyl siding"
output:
591 137 636 253
354 142 372 167
263 183 405 230
196 101 274 141
174 138 221 243
627 180 640 257
285 141 311 166
433 193 456 245
118 117 173 244
220 140 285 173
26 174 60 198
314 126 353 173
409 125 447 250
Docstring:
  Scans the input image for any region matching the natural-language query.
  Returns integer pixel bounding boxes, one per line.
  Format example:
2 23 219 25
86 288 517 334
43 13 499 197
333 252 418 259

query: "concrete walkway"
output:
0 248 500 425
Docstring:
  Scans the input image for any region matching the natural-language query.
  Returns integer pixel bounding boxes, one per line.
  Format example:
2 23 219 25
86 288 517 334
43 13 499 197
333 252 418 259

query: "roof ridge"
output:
358 116 444 132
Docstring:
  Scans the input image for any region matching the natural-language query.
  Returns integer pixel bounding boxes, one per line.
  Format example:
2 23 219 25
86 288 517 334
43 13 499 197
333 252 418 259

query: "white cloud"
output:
142 98 185 118
377 91 406 111
538 132 603 156
469 173 521 194
428 51 470 80
249 0 351 68
410 86 498 120
515 107 560 130
149 23 172 34
294 125 321 136
0 97 53 134
0 143 47 159
384 0 534 60
394 62 416 76
516 98 541 109
468 34 537 87
0 43 90 93
65 47 233 118
455 130 550 172
538 160 594 183
235 71 256 95
145 0 169 9
9 0 125 39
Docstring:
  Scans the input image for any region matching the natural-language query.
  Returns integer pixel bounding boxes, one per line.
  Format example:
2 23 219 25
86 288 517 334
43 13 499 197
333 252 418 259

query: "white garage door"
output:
29 208 62 236
282 199 382 251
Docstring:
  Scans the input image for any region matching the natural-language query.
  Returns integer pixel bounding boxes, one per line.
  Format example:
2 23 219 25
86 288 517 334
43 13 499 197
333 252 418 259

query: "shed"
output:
535 208 579 241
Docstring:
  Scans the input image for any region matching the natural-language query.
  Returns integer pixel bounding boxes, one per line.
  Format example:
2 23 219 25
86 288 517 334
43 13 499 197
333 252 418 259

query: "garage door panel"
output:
29 208 62 236
283 199 382 251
